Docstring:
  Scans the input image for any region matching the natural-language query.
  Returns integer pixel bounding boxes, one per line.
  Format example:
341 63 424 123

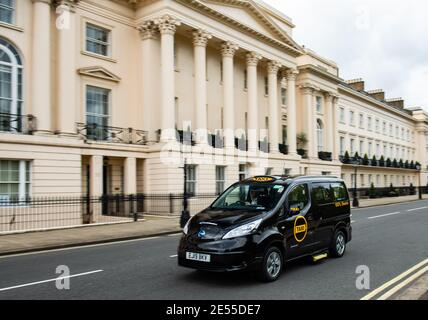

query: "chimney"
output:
367 89 385 101
345 78 365 91
386 98 404 109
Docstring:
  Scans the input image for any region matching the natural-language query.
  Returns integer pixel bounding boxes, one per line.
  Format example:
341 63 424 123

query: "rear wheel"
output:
329 230 346 258
259 247 283 282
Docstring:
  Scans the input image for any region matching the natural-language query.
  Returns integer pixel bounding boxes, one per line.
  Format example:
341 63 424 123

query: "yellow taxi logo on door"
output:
293 216 308 243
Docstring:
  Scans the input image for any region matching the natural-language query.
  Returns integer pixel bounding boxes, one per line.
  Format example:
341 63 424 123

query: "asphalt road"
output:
0 200 427 300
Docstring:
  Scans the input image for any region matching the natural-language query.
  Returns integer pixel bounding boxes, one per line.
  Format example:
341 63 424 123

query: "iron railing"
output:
348 186 428 199
76 123 148 145
0 113 36 134
339 154 420 170
318 151 333 161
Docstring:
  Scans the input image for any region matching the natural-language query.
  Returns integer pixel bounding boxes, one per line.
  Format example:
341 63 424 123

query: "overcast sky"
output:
263 0 428 111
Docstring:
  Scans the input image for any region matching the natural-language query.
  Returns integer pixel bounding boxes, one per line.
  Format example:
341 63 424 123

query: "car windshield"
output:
211 182 288 211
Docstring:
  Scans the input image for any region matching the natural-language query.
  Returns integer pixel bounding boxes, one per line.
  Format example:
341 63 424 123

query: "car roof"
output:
242 175 344 185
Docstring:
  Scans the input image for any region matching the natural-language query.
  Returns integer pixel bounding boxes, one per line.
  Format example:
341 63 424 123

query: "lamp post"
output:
352 157 360 208
180 158 190 228
416 163 422 200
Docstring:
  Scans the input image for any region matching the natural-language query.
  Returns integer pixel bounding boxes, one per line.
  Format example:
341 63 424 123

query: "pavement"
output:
0 199 427 300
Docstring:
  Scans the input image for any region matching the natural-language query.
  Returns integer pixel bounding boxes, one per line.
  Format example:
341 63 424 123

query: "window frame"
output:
85 85 111 140
215 165 226 195
285 183 310 215
185 165 197 197
0 0 14 25
85 22 112 58
0 159 31 205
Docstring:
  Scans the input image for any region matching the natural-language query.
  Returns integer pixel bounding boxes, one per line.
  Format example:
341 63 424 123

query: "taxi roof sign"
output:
251 176 277 182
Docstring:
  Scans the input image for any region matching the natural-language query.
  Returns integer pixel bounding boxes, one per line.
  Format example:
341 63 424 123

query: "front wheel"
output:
259 247 283 282
329 230 346 258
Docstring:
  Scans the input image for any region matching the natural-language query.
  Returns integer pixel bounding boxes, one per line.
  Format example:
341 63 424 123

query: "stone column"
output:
221 42 238 150
267 61 281 153
155 15 180 142
417 130 427 169
285 69 298 156
31 0 52 134
90 155 103 197
246 52 262 153
138 21 158 143
301 86 315 159
56 0 79 136
332 95 340 160
325 92 334 155
124 157 137 195
193 30 212 145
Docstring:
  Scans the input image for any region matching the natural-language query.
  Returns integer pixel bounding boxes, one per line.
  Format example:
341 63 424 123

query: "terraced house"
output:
0 0 427 229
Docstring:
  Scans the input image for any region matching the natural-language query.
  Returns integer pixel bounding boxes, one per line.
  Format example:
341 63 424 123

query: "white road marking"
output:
407 206 428 212
169 255 178 258
361 258 428 300
367 212 401 220
0 269 103 292
0 236 162 259
377 265 428 300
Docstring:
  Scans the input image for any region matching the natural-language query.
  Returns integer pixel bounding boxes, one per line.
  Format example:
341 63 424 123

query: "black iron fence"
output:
76 123 148 145
0 193 218 234
349 186 428 199
0 113 36 134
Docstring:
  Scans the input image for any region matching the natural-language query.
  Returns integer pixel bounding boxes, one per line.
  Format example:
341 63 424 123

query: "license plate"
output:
186 252 211 263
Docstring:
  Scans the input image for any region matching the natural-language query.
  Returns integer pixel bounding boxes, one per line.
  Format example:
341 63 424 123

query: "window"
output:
349 110 355 125
368 142 373 157
321 171 331 176
174 97 179 129
312 183 334 204
359 140 364 155
360 174 365 187
283 168 291 176
376 144 380 157
359 114 364 128
0 0 14 24
287 184 309 211
0 160 30 203
0 38 23 133
244 70 247 90
264 76 268 95
265 167 273 176
316 119 324 152
86 86 110 140
282 125 287 145
375 119 380 132
185 165 197 196
339 107 345 123
376 175 380 186
340 137 345 156
281 88 287 105
383 122 387 135
350 138 355 155
331 183 349 201
239 164 247 181
174 43 178 70
316 96 322 113
367 117 372 131
389 124 393 136
219 61 223 82
86 23 111 57
215 166 225 195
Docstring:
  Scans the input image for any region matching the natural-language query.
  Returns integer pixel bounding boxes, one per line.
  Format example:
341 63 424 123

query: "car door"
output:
277 183 315 259
310 182 335 248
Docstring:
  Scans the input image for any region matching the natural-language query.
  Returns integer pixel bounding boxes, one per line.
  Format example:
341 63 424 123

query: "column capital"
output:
53 0 79 11
221 41 239 58
283 68 299 81
300 84 316 95
246 51 262 67
137 20 158 40
192 29 212 47
267 61 281 74
154 14 181 35
324 91 334 102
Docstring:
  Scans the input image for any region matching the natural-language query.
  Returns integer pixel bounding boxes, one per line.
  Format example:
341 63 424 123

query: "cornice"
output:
297 64 342 84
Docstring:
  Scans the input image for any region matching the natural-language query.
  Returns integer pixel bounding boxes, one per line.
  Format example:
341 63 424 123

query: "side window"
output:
331 183 349 202
312 183 334 204
287 184 309 212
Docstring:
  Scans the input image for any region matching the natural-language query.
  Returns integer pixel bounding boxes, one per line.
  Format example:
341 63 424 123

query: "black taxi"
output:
178 175 352 282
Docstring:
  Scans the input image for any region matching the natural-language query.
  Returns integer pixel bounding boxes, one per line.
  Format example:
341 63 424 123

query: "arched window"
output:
0 38 23 132
317 119 324 152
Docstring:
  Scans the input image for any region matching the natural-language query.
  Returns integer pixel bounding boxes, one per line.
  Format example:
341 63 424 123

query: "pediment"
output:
200 0 301 52
77 66 121 82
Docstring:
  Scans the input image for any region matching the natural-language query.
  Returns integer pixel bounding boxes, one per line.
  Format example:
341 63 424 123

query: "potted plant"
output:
409 183 416 195
404 160 409 169
343 151 350 164
399 159 404 168
296 132 308 158
392 159 398 168
363 153 369 165
369 183 376 199
379 156 385 167
386 158 392 167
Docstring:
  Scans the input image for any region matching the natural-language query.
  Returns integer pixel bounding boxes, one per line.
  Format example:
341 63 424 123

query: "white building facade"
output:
0 0 427 203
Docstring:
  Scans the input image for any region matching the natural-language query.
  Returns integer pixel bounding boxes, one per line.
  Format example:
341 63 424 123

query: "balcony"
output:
297 149 308 159
0 113 36 135
339 152 420 170
278 143 288 155
76 123 148 145
318 151 332 162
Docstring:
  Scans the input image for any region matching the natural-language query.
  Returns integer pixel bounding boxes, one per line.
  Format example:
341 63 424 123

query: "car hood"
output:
193 208 265 229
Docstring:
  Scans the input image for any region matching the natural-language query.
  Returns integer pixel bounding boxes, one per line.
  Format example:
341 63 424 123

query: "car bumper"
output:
177 236 263 272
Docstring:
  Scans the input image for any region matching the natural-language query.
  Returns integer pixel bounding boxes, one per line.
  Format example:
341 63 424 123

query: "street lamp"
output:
352 157 360 208
180 158 190 228
416 163 422 200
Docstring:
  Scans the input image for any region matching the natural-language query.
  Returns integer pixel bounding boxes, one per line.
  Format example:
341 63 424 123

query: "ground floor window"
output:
321 171 331 176
0 159 30 203
265 167 273 176
215 166 225 195
239 164 247 181
185 165 197 196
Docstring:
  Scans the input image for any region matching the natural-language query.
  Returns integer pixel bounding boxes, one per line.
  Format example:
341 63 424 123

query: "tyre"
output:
259 246 283 282
329 230 346 258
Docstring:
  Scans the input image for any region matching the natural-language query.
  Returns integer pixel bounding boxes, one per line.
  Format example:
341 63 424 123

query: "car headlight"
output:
183 216 193 235
222 218 263 240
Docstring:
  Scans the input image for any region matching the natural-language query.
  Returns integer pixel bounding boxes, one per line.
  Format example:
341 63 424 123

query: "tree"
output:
379 156 385 167
386 158 392 167
343 151 350 164
392 159 398 168
296 132 308 149
371 155 377 166
363 153 369 166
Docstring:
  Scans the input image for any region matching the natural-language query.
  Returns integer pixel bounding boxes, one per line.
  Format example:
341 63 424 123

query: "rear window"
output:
331 183 349 202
